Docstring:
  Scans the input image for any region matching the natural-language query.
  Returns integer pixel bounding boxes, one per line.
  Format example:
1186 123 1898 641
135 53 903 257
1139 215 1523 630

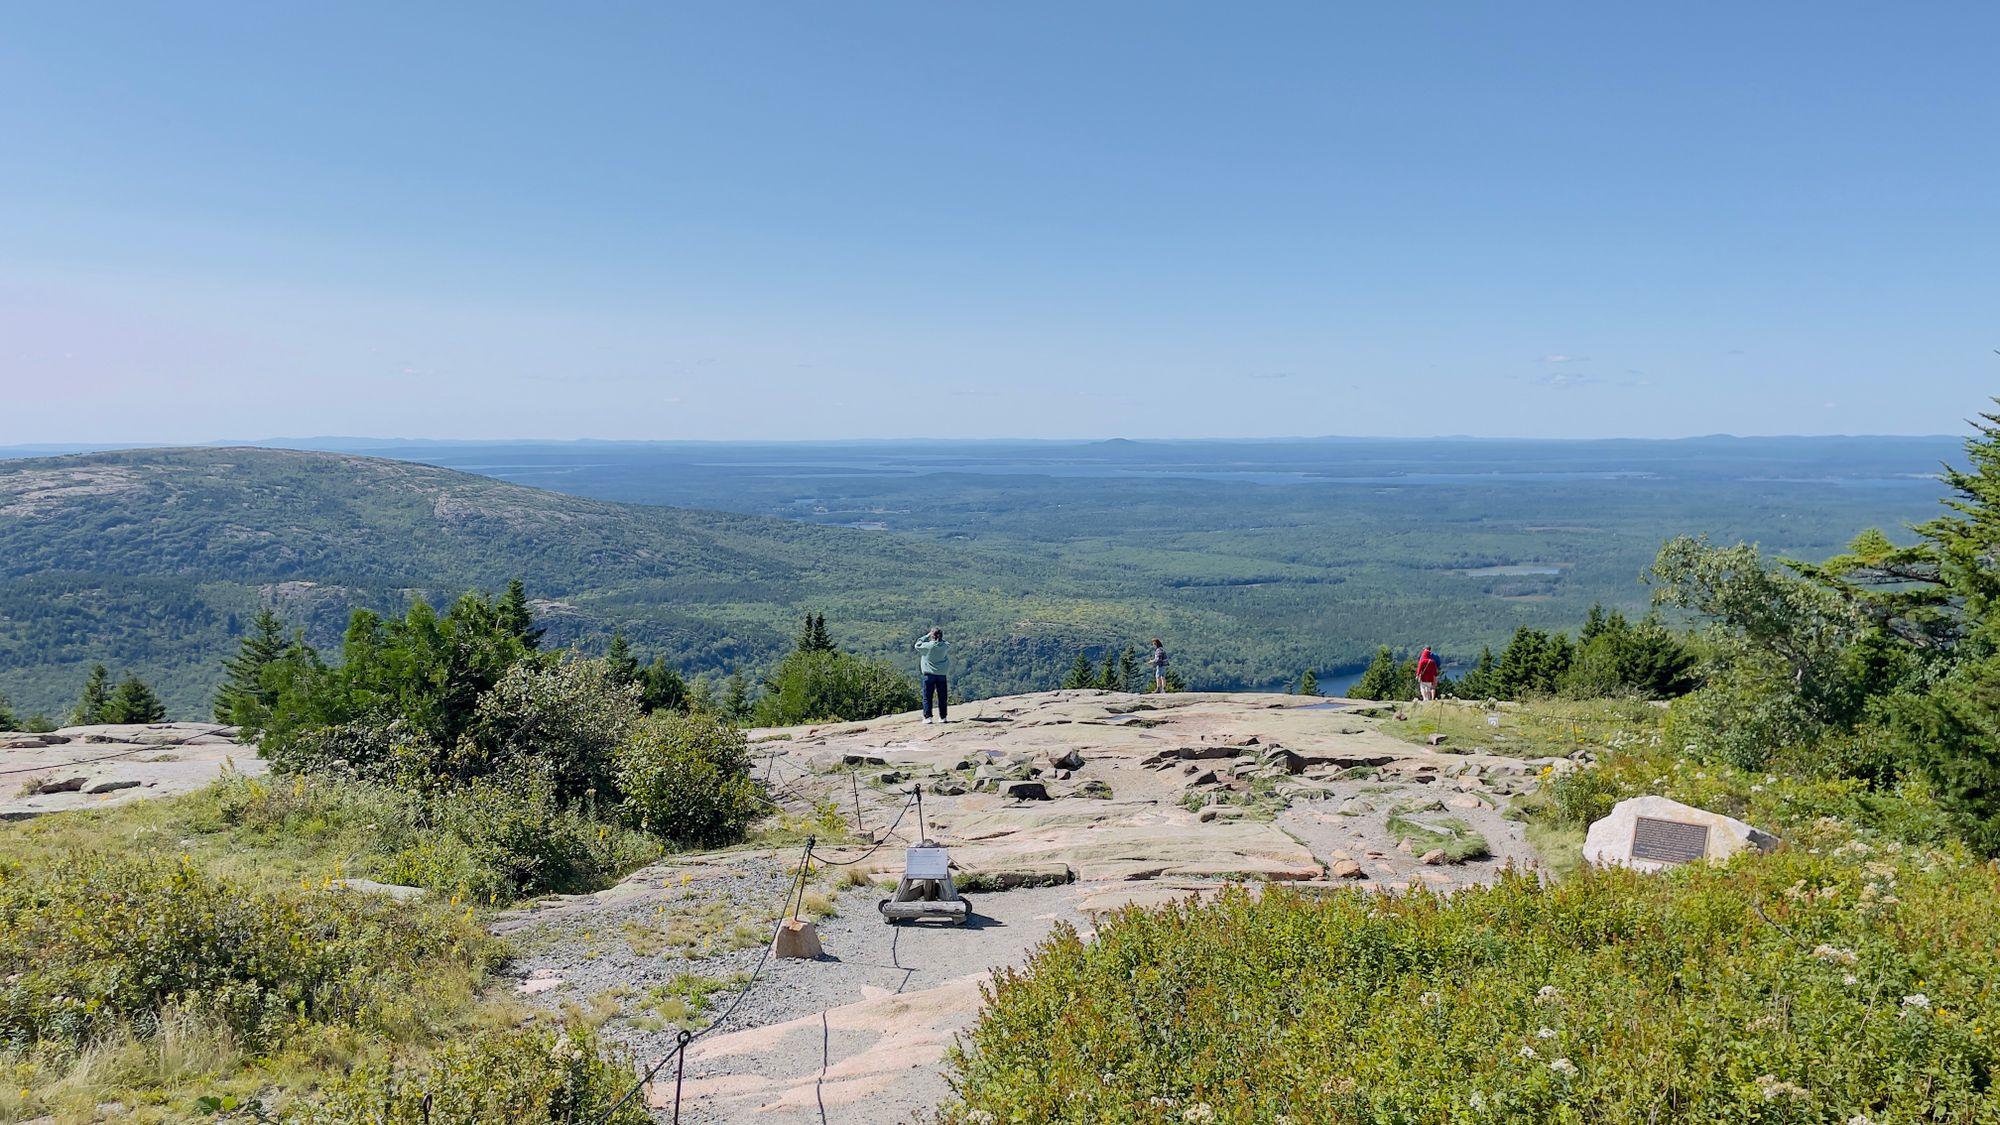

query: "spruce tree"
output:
214 608 288 725
1352 646 1401 701
1118 647 1142 692
1061 652 1096 690
102 675 167 724
606 630 640 685
1300 668 1319 696
722 672 753 722
0 692 15 731
72 663 111 725
1096 650 1121 691
640 656 689 714
496 579 544 648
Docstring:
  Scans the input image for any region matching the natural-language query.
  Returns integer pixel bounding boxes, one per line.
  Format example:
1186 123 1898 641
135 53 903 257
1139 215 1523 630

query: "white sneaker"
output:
922 717 934 725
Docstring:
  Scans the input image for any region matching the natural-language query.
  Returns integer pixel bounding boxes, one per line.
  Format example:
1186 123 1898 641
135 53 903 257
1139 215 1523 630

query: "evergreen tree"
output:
606 629 641 685
1061 652 1096 690
214 608 288 726
496 578 544 649
721 671 754 723
1352 646 1401 701
1096 649 1121 691
640 656 689 714
1299 668 1319 696
0 692 15 731
1457 646 1500 698
795 612 835 655
72 663 111 725
1119 647 1142 692
101 675 167 724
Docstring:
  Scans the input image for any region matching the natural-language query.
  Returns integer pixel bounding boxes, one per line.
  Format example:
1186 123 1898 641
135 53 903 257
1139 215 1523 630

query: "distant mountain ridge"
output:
0 447 1122 715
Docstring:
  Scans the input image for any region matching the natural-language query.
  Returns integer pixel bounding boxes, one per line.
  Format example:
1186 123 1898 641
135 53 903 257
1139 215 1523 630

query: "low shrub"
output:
386 778 660 904
945 838 2000 1122
283 1020 649 1124
613 712 760 847
0 852 496 1054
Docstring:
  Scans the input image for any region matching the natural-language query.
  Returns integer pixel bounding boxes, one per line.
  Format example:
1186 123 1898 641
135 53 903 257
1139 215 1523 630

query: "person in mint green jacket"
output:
914 628 951 724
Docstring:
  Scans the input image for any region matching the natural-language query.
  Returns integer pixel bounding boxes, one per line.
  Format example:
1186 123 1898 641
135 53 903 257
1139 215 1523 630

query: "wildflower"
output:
1536 1027 1557 1040
1901 994 1931 1018
1848 1116 1875 1125
1518 1045 1537 1059
1843 974 1860 986
964 1112 996 1125
1755 1075 1811 1102
1419 991 1442 1008
1535 985 1562 1004
1549 1058 1578 1076
1469 1093 1485 1111
1812 944 1857 966
1183 1105 1216 1124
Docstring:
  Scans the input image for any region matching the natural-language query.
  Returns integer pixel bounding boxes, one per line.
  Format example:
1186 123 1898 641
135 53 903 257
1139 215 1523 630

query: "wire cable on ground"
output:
594 837 816 1125
809 790 919 866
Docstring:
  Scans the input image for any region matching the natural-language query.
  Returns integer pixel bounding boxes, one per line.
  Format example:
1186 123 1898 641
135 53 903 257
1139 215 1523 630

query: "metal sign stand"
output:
877 785 973 926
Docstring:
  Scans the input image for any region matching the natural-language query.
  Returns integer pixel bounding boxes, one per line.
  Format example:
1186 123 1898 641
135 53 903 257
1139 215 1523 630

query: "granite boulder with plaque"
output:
1581 795 1778 874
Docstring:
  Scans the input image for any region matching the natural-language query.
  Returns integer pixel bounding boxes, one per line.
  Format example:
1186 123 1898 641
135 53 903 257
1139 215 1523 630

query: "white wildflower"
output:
1518 1045 1537 1059
1549 1058 1578 1076
1812 944 1858 966
1182 1104 1215 1124
1848 1116 1875 1125
1419 991 1442 1009
1755 1075 1811 1102
1843 974 1860 986
1536 1027 1557 1040
1750 784 1764 793
1535 985 1562 1004
1469 1092 1485 1111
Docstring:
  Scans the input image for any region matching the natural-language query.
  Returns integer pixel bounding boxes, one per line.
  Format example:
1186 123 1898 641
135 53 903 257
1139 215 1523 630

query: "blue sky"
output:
2 2 1994 443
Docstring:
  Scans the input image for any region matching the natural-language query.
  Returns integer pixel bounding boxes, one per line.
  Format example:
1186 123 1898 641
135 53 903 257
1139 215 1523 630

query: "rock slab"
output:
1582 795 1778 874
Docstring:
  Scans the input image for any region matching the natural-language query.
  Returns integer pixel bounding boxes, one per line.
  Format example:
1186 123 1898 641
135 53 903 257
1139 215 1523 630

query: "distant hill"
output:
0 448 1169 716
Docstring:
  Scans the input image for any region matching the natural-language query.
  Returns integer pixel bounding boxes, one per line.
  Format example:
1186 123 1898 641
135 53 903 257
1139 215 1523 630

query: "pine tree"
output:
1300 668 1319 696
1352 647 1401 701
101 675 167 724
496 579 544 648
72 663 111 725
1119 647 1142 692
0 692 15 731
1061 652 1096 690
640 657 690 714
722 672 753 723
1096 649 1121 691
606 629 641 685
794 612 835 654
214 608 288 725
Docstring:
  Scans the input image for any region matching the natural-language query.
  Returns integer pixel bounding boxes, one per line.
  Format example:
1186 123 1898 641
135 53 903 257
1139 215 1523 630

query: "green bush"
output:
753 648 918 726
613 712 760 847
0 852 495 1053
283 1020 649 1124
387 779 660 904
945 839 2000 1123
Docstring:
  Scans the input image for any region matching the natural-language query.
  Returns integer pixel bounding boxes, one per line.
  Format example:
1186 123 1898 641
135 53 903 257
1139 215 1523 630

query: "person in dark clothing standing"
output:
914 627 951 724
1149 638 1169 692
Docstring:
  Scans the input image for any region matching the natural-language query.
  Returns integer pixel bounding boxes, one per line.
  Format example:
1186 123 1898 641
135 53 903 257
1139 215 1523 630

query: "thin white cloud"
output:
1541 354 1589 363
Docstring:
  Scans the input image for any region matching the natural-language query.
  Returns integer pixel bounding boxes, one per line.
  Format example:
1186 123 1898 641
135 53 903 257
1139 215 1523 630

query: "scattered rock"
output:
330 878 428 901
33 777 88 794
1397 838 1414 855
84 779 143 795
1054 769 1072 781
1426 733 1447 746
1049 748 1085 771
1189 770 1219 786
1073 779 1113 800
1582 795 1779 873
517 976 564 995
842 753 887 767
1419 849 1449 866
1446 794 1486 810
878 770 905 785
999 780 1050 801
1328 859 1366 879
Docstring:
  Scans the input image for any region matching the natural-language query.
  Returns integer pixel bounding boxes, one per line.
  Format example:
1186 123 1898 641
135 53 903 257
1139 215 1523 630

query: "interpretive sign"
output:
905 847 950 880
1630 816 1710 864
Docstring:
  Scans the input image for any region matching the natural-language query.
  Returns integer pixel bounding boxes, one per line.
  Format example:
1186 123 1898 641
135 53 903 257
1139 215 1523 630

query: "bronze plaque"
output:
1630 817 1710 864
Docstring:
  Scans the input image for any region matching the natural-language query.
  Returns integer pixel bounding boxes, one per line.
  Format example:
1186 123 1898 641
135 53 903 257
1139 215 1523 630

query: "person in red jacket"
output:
1415 646 1441 702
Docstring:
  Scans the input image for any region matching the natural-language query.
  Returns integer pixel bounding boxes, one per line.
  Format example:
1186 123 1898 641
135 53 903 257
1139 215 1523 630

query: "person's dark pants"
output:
922 673 948 720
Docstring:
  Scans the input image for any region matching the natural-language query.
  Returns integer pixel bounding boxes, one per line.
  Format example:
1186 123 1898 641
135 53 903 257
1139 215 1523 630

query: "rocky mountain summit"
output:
496 690 1572 1123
